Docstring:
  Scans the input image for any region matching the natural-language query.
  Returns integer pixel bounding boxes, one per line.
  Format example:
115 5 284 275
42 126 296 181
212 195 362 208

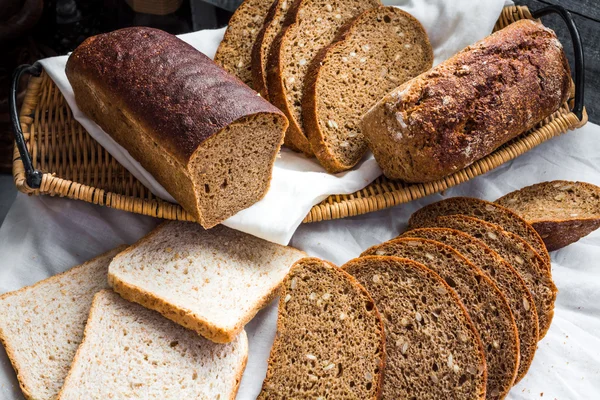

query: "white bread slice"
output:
108 222 306 343
57 290 248 400
0 246 126 400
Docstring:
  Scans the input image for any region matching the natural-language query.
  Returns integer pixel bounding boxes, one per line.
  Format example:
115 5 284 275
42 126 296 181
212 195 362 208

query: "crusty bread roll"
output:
66 27 288 228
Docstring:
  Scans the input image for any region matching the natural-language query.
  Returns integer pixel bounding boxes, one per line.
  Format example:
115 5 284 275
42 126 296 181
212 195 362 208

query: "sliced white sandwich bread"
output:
108 222 306 343
0 246 126 400
57 290 248 400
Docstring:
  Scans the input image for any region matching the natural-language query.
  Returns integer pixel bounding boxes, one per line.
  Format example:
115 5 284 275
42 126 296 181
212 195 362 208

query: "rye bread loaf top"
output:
66 27 284 163
361 19 571 182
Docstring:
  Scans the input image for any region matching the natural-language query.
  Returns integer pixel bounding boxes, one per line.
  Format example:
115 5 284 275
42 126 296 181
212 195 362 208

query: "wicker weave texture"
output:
12 5 587 224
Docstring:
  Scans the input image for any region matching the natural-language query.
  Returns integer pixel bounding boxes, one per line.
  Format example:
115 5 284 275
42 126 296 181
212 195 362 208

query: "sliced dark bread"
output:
258 257 385 399
214 0 273 88
344 256 487 400
303 6 432 172
267 0 381 154
361 239 518 399
419 215 557 339
399 227 539 384
409 197 550 267
496 181 600 251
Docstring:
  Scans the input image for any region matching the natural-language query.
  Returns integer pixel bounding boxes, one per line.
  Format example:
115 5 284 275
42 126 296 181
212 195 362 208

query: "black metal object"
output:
531 5 585 120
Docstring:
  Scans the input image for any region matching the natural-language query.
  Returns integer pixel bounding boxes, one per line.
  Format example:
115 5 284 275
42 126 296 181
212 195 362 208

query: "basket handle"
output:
531 5 585 121
10 62 43 189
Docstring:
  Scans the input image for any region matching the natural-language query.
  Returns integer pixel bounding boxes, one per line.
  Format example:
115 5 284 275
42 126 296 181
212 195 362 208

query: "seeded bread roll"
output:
303 6 432 173
361 19 571 182
66 27 288 228
496 181 600 251
258 257 386 399
409 197 550 266
267 0 381 154
399 228 539 384
362 239 518 400
214 0 274 88
420 215 557 338
344 256 487 400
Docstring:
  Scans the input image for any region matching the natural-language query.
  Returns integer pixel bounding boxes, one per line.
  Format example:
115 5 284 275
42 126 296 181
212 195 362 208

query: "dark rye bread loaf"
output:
362 239 518 400
267 0 381 155
409 197 550 266
496 181 600 251
344 256 487 400
303 6 432 173
361 19 571 182
214 0 273 88
252 0 299 99
258 258 385 399
420 215 557 339
399 228 539 384
66 28 288 228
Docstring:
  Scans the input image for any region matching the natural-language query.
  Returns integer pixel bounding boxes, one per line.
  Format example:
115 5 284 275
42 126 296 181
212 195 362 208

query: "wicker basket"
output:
11 5 587 224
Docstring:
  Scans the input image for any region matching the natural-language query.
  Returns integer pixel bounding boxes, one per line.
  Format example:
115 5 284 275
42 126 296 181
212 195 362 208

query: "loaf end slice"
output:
258 257 385 399
303 6 432 172
214 0 274 88
409 197 550 267
496 181 600 251
108 222 306 343
344 256 487 400
57 290 248 400
0 246 126 400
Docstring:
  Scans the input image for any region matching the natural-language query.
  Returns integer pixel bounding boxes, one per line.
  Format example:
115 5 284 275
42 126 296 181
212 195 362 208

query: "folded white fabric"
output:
38 0 506 245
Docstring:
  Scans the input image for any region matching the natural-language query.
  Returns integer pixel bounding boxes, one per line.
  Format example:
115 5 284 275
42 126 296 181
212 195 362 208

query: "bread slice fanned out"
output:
362 239 518 400
214 0 274 88
258 257 386 399
409 197 550 266
267 0 381 154
0 246 126 400
399 227 539 384
57 290 248 400
108 222 306 343
303 6 432 172
496 181 600 251
344 256 487 400
419 215 557 339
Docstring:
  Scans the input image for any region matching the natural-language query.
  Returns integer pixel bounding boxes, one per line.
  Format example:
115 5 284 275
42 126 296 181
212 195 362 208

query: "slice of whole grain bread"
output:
303 6 432 172
344 256 487 400
214 0 274 88
409 197 550 267
0 246 126 400
108 222 306 343
362 239 518 399
399 227 539 384
496 181 600 251
57 290 248 400
258 257 386 399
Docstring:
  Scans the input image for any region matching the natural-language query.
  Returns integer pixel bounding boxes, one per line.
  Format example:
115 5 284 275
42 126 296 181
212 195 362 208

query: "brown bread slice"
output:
362 239 517 399
496 181 600 251
258 257 385 399
399 228 539 384
343 256 487 400
252 0 299 98
303 6 432 173
267 0 381 154
214 0 274 88
419 215 557 339
409 197 550 267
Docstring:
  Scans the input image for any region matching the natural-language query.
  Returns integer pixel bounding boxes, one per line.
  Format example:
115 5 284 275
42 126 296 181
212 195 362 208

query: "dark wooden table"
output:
516 0 598 123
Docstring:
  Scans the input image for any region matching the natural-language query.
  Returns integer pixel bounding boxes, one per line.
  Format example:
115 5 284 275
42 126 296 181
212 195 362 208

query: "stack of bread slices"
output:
216 0 433 172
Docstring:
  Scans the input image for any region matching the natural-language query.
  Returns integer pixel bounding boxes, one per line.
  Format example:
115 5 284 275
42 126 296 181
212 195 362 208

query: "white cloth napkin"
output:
38 0 507 245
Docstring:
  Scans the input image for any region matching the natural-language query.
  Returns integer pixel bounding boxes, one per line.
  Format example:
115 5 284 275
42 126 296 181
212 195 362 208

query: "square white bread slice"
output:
57 290 248 400
0 246 126 400
108 222 306 343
